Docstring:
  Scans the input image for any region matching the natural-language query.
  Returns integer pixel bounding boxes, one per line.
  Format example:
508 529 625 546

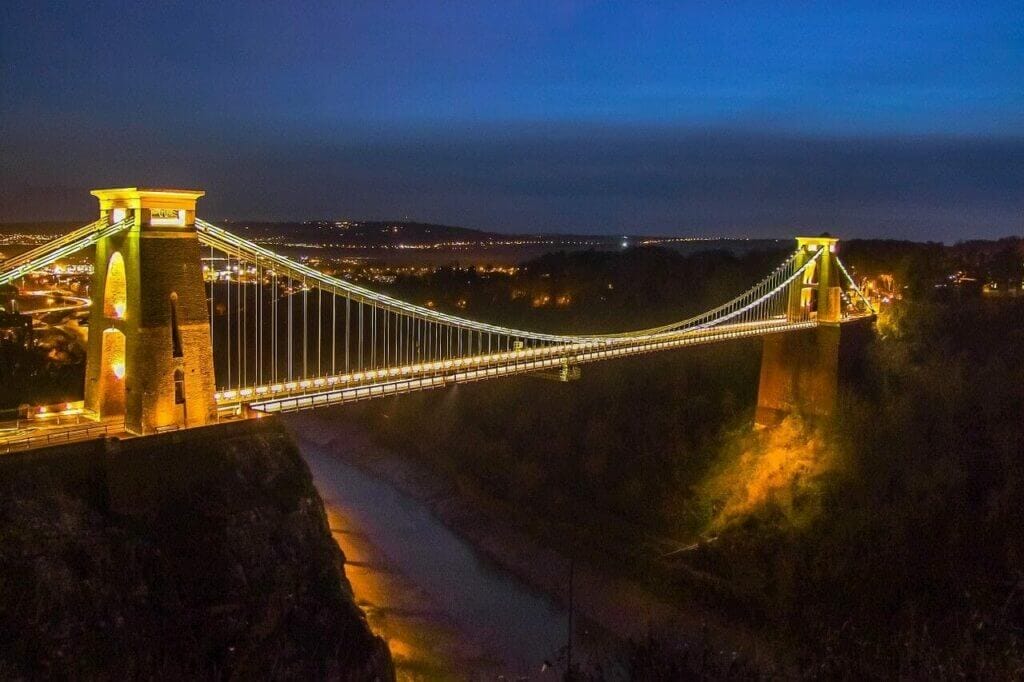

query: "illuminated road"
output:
0 414 127 453
19 290 91 316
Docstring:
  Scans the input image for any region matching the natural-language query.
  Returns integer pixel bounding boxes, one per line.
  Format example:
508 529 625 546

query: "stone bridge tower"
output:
755 236 846 426
84 188 217 434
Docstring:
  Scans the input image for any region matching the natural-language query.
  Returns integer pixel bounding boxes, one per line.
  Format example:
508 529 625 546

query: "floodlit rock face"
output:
0 418 393 681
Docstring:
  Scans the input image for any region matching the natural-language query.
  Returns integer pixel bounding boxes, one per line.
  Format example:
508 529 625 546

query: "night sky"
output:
1 1 1022 240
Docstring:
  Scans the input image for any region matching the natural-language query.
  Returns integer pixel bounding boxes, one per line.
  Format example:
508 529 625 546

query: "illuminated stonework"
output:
84 188 217 434
793 236 840 324
756 235 856 426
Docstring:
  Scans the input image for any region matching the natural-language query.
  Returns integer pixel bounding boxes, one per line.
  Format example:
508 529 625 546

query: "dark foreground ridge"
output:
0 418 394 680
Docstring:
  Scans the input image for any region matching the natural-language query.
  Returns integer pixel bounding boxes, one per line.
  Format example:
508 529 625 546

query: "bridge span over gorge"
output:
0 188 873 451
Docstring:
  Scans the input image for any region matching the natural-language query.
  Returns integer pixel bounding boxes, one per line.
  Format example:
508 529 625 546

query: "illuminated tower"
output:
755 236 844 426
84 188 217 434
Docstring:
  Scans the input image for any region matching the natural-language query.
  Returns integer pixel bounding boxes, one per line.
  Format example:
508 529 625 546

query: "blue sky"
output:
1 1 1022 239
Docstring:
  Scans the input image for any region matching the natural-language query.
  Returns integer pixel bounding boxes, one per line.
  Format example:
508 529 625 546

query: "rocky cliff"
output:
0 418 393 680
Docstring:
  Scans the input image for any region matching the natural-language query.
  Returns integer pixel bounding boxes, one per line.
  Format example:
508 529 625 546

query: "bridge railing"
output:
0 419 126 454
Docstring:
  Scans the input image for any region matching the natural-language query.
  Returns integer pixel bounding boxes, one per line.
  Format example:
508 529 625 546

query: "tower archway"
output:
103 252 127 319
97 327 127 416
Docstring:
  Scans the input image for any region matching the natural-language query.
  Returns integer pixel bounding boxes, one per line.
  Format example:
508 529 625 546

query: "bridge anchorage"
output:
0 187 874 444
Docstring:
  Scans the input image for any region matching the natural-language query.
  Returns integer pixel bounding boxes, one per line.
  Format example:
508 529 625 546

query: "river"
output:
287 416 612 679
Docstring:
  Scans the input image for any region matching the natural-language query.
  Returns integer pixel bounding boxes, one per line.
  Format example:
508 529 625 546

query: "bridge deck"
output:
222 317 822 414
0 318 840 454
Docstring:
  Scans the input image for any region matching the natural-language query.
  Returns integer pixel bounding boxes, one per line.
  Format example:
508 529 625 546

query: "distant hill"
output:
0 217 750 249
217 219 631 247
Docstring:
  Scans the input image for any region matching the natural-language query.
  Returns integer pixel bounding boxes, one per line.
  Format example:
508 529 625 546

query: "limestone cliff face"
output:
0 418 394 681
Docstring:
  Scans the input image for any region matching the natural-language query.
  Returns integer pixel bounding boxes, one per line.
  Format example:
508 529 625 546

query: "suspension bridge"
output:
0 188 873 451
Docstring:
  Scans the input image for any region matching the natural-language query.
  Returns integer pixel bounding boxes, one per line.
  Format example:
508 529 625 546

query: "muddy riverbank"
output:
284 411 774 678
